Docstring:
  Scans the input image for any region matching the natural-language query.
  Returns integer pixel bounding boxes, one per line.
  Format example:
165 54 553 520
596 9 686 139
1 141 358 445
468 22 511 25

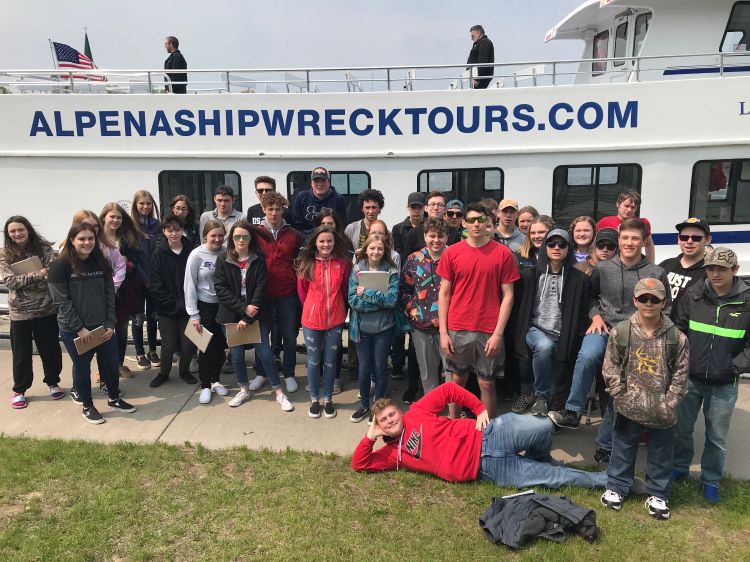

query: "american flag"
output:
52 41 106 81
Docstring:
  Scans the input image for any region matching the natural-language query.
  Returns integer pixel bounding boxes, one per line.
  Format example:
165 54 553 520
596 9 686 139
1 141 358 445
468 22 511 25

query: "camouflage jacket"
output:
602 313 689 429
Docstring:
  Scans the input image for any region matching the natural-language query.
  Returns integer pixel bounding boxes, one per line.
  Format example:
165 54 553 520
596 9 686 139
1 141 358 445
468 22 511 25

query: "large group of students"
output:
2 167 747 520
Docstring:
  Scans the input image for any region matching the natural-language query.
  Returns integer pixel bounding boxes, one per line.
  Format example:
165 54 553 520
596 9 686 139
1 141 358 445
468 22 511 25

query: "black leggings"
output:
196 301 227 389
10 314 62 393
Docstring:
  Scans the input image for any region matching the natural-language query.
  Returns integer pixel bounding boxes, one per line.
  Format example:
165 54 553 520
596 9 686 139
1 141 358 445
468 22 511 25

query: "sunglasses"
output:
465 215 488 224
596 242 616 250
233 234 250 241
679 234 705 242
636 294 663 305
546 239 569 249
256 188 273 194
446 211 463 218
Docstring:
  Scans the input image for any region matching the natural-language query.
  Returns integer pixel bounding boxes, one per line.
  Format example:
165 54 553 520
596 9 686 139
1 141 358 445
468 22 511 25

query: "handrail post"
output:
69 71 74 92
386 68 391 91
226 71 231 92
306 70 310 92
147 71 153 93
635 56 640 82
720 53 724 77
552 61 556 86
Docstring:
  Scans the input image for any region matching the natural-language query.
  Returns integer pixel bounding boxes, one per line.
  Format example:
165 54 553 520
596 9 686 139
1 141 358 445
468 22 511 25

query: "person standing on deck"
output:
467 25 494 89
163 36 187 94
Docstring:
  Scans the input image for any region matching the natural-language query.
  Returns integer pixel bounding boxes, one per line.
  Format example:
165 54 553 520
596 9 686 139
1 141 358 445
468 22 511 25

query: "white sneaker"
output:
284 376 298 393
211 382 229 396
276 393 294 412
249 376 267 391
601 489 624 511
198 388 212 404
645 496 670 520
228 389 251 407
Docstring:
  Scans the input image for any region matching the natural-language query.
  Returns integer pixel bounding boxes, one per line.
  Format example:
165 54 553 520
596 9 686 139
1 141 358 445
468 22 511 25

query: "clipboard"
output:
73 326 107 355
224 322 261 346
184 321 213 353
358 271 389 293
10 255 44 275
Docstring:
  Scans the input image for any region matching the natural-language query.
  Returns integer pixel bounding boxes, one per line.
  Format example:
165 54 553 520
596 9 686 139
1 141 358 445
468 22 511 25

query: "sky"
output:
0 0 584 71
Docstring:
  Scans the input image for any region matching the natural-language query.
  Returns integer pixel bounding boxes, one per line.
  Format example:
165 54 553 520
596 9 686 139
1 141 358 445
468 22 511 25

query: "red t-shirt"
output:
436 239 519 334
597 215 652 238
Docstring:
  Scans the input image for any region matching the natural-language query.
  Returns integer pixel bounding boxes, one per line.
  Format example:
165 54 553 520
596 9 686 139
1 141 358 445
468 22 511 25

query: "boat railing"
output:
0 51 748 94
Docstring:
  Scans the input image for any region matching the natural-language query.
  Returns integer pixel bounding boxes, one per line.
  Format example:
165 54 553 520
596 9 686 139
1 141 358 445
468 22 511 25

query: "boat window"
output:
613 22 629 67
690 159 750 224
417 167 503 203
721 2 750 52
158 171 241 216
552 164 641 225
592 30 610 76
633 12 652 56
286 170 371 221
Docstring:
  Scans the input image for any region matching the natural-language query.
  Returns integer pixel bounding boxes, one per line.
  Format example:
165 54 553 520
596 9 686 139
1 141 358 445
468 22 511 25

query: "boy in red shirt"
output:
437 203 519 418
596 190 655 263
352 382 611 490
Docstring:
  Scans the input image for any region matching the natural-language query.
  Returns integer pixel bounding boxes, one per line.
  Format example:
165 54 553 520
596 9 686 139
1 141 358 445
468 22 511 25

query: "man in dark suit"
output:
164 36 188 94
467 25 494 89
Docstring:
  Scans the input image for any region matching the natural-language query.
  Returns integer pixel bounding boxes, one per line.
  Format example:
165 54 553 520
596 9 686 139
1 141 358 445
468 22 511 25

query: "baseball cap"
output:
634 278 666 300
446 199 464 212
311 167 330 181
595 227 618 246
498 198 518 211
546 227 571 244
675 217 711 235
214 185 234 197
704 246 738 269
407 192 426 207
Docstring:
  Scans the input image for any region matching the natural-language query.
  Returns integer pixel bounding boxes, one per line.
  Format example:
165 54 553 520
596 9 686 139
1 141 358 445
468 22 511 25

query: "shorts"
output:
443 330 505 380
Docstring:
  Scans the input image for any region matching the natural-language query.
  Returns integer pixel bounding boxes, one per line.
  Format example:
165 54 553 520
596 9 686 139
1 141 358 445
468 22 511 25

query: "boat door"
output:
598 9 652 83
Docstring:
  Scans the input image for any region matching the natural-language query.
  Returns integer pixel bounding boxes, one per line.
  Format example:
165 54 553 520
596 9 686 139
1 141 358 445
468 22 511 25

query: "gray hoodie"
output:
590 255 671 327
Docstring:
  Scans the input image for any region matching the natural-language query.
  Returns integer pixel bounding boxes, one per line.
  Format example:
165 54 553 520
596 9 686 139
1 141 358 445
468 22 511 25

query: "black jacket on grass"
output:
149 237 191 317
214 251 269 325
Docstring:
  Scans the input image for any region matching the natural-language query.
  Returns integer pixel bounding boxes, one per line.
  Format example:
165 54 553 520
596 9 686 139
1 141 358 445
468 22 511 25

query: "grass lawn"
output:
0 436 748 561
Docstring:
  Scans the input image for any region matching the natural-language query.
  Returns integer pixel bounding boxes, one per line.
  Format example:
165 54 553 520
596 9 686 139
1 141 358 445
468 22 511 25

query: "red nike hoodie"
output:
351 383 486 482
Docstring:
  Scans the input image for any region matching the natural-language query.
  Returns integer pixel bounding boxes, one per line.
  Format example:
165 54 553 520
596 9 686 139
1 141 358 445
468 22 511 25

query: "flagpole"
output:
48 39 57 71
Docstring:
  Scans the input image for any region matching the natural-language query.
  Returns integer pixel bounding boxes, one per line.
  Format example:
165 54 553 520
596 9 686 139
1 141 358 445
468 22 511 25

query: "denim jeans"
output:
223 324 281 389
132 288 157 356
60 328 120 408
608 416 676 499
673 378 738 486
255 296 299 379
478 414 607 489
302 324 343 402
525 327 558 400
595 396 615 452
565 331 608 412
357 326 394 409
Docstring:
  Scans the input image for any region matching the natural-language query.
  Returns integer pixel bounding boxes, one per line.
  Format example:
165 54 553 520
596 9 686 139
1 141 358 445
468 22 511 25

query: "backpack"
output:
614 319 680 378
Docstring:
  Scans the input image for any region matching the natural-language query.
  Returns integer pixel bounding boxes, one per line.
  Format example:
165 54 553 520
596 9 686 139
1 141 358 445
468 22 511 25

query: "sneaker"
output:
672 469 688 482
391 365 404 380
179 372 198 385
100 384 122 399
199 388 212 404
249 376 267 391
82 406 105 424
149 373 169 388
276 393 294 412
511 394 533 414
402 387 418 404
548 409 581 429
136 355 151 370
284 376 298 393
323 401 336 419
601 489 624 511
645 496 670 520
70 387 82 404
333 379 343 395
703 484 721 504
350 406 370 423
48 385 65 400
594 448 611 471
119 365 134 379
147 351 161 367
308 401 321 418
530 397 548 417
107 398 136 413
10 392 27 409
211 382 229 396
228 389 251 407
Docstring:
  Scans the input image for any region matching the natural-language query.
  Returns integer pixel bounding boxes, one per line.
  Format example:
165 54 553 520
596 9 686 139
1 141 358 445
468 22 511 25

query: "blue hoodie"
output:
291 186 349 237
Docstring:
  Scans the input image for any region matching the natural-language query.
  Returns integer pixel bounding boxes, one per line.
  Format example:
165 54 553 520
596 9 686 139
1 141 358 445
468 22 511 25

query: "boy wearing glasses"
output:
246 176 291 226
659 218 711 314
600 278 688 520
438 203 520 418
403 191 461 257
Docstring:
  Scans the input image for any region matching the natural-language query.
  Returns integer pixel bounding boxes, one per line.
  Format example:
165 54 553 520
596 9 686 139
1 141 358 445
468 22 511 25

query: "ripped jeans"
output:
302 324 344 402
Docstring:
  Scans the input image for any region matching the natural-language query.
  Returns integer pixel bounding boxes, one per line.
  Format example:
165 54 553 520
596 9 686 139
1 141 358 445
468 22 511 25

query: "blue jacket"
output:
136 215 160 285
347 260 399 343
291 186 349 237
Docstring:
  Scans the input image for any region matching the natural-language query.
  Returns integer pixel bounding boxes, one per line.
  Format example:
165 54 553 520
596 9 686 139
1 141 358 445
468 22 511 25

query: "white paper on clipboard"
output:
357 271 389 293
224 322 261 346
184 322 213 353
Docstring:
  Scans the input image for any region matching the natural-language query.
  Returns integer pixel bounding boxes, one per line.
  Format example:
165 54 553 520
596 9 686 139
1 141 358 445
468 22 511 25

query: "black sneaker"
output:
136 355 151 370
100 383 123 398
70 387 82 404
107 398 136 413
82 406 105 424
350 406 371 423
147 351 161 367
530 397 549 417
179 372 198 385
548 409 581 429
308 401 321 419
149 373 169 388
402 387 418 404
324 401 336 419
511 394 533 414
391 365 404 380
594 448 611 470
